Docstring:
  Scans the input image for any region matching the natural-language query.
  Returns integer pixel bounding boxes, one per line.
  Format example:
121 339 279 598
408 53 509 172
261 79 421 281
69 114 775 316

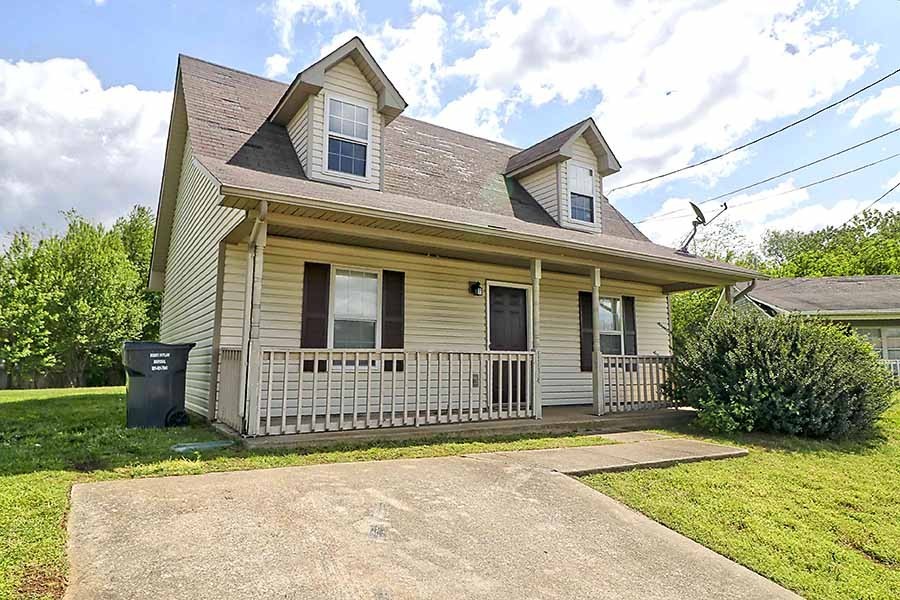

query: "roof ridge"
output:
179 53 288 86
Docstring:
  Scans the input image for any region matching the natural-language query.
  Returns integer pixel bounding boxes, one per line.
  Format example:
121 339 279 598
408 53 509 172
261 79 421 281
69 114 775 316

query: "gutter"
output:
219 184 759 281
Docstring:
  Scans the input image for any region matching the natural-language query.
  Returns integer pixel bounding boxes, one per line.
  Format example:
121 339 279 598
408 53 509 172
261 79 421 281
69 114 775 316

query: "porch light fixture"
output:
469 281 484 296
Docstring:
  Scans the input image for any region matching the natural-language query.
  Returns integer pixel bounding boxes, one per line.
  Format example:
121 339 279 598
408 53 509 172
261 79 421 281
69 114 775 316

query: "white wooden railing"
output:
249 348 537 436
599 354 675 412
883 359 900 380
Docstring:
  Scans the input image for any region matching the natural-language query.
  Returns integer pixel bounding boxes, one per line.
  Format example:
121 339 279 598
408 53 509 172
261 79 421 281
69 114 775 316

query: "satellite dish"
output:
676 202 727 255
689 202 706 225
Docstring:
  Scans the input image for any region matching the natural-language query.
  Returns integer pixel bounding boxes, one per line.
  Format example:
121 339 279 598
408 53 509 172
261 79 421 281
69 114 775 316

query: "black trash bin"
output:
122 341 195 428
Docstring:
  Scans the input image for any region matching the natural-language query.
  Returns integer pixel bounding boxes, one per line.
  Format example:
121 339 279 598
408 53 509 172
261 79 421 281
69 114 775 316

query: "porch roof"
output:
207 156 759 291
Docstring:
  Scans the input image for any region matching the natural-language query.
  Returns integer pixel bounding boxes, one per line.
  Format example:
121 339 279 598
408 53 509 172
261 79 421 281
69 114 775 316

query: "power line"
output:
636 151 900 224
839 179 900 227
608 66 900 194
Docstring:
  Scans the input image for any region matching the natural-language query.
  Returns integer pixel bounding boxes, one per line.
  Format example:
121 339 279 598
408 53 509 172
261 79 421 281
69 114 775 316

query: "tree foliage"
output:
0 207 154 387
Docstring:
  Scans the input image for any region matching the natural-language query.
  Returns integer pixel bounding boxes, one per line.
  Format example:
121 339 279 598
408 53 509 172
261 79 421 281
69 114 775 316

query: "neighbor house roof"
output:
743 276 900 315
150 53 759 288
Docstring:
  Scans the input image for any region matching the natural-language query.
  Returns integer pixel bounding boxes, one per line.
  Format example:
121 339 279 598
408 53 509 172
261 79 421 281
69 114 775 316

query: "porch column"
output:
530 258 542 419
591 267 606 415
241 212 267 436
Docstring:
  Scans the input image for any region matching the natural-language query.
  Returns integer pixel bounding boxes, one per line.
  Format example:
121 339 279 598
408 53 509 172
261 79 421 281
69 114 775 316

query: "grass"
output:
581 398 900 600
0 386 616 600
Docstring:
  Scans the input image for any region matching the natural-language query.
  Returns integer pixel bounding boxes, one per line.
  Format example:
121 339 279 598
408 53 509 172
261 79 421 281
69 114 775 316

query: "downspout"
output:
238 201 268 433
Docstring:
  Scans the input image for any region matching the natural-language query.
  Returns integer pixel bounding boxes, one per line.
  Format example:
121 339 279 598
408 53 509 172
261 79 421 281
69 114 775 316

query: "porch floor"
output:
237 405 696 449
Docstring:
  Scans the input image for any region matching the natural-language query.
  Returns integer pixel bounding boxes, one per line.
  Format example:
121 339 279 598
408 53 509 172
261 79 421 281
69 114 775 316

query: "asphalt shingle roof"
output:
176 54 758 278
746 276 900 313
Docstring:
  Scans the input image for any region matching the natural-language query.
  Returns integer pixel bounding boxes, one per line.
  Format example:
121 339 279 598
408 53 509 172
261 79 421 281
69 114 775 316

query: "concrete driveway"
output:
67 455 797 599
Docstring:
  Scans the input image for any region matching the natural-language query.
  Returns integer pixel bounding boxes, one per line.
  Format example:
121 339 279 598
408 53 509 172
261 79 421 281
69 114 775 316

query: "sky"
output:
1 0 899 249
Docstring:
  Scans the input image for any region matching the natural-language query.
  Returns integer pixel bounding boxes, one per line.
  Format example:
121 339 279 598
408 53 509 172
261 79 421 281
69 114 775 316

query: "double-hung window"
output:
568 163 595 223
598 297 623 354
326 97 369 178
331 268 379 349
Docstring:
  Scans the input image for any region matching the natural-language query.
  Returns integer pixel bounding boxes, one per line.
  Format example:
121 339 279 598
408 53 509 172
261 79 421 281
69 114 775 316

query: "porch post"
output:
241 207 267 436
591 267 606 415
530 258 542 419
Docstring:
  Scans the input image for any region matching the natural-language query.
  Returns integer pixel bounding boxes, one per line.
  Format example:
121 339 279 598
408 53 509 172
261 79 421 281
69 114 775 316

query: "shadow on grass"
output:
0 391 612 477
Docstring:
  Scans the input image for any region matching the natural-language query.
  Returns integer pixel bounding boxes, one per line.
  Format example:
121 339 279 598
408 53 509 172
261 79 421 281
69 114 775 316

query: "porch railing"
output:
599 354 675 412
883 359 900 380
250 348 536 436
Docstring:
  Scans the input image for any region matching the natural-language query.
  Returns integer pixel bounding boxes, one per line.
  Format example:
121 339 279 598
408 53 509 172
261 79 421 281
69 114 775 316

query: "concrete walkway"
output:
66 439 794 600
470 436 748 476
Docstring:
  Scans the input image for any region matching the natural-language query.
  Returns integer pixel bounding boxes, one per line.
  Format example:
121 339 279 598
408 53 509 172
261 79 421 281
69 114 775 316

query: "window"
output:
331 269 379 349
599 297 623 354
568 163 595 223
326 97 369 177
857 326 900 359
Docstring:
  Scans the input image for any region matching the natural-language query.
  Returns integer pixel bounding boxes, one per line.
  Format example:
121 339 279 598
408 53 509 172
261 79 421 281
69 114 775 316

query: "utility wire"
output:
838 179 900 227
636 151 900 224
608 66 900 194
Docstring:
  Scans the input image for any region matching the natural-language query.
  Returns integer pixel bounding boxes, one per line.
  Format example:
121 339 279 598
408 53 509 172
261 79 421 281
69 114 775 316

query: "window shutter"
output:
300 262 330 372
578 291 593 372
381 270 405 349
623 296 637 356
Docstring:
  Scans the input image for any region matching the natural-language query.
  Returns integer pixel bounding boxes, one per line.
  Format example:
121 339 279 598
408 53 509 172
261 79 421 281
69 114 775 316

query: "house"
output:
149 37 757 437
730 276 900 363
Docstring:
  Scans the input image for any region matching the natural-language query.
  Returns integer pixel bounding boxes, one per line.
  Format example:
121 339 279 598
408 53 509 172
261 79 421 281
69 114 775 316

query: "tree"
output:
42 213 146 386
113 205 161 340
0 233 58 385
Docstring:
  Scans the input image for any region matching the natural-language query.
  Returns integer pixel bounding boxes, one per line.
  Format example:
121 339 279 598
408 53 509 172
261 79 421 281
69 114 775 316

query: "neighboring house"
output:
730 276 900 363
149 37 756 437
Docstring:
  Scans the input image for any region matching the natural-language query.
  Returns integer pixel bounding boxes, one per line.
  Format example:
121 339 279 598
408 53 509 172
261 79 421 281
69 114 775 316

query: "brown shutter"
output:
578 291 592 372
300 262 330 372
623 296 637 355
381 270 405 348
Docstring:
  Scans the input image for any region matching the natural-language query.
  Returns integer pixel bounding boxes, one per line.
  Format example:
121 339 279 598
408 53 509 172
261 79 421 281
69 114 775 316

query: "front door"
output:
489 286 528 410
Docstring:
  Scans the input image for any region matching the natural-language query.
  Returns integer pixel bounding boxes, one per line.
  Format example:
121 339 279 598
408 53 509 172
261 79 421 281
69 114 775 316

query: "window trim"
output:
322 91 374 181
598 294 624 355
327 265 383 351
567 160 596 224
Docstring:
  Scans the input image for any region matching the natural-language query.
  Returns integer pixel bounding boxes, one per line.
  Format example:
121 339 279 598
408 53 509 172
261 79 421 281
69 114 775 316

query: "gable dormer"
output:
269 37 407 191
507 118 620 234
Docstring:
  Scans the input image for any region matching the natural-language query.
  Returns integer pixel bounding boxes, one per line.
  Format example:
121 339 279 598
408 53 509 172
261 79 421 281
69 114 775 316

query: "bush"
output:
665 310 895 439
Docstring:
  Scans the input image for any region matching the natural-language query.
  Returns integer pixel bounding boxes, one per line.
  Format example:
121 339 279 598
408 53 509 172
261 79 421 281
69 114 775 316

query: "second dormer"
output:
269 37 407 191
506 119 621 235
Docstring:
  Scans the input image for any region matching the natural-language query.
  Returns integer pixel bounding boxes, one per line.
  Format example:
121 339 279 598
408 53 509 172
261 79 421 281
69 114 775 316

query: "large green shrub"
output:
666 311 894 439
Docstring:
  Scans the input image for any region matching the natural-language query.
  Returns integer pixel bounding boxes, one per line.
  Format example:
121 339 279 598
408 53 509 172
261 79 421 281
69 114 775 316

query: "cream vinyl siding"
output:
559 135 602 234
219 237 671 406
308 58 382 190
518 163 559 221
158 138 244 416
286 97 310 172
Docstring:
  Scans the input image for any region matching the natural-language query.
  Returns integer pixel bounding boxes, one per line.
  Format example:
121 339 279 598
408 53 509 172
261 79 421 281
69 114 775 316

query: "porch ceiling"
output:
223 195 754 291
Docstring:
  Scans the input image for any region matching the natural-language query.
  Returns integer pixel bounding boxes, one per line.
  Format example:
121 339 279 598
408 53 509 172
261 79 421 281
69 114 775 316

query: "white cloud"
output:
441 0 875 190
324 12 448 114
271 0 360 53
850 85 900 127
410 0 442 13
264 53 291 78
0 58 171 234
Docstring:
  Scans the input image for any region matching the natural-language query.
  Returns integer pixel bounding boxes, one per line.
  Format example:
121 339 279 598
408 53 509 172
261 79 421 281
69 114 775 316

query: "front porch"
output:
209 196 745 439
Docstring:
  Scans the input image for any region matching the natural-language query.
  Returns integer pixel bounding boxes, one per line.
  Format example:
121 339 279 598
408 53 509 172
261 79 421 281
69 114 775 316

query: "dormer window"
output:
569 163 595 223
326 96 370 178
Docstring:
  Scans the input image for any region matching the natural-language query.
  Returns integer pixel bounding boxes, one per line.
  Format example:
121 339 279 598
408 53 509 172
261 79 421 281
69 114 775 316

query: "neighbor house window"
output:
568 163 595 223
331 268 379 349
599 297 623 354
326 97 369 177
858 326 900 359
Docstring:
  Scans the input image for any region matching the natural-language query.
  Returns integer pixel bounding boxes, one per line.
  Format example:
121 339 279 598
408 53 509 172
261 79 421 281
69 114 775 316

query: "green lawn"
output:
0 387 616 600
582 398 900 600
